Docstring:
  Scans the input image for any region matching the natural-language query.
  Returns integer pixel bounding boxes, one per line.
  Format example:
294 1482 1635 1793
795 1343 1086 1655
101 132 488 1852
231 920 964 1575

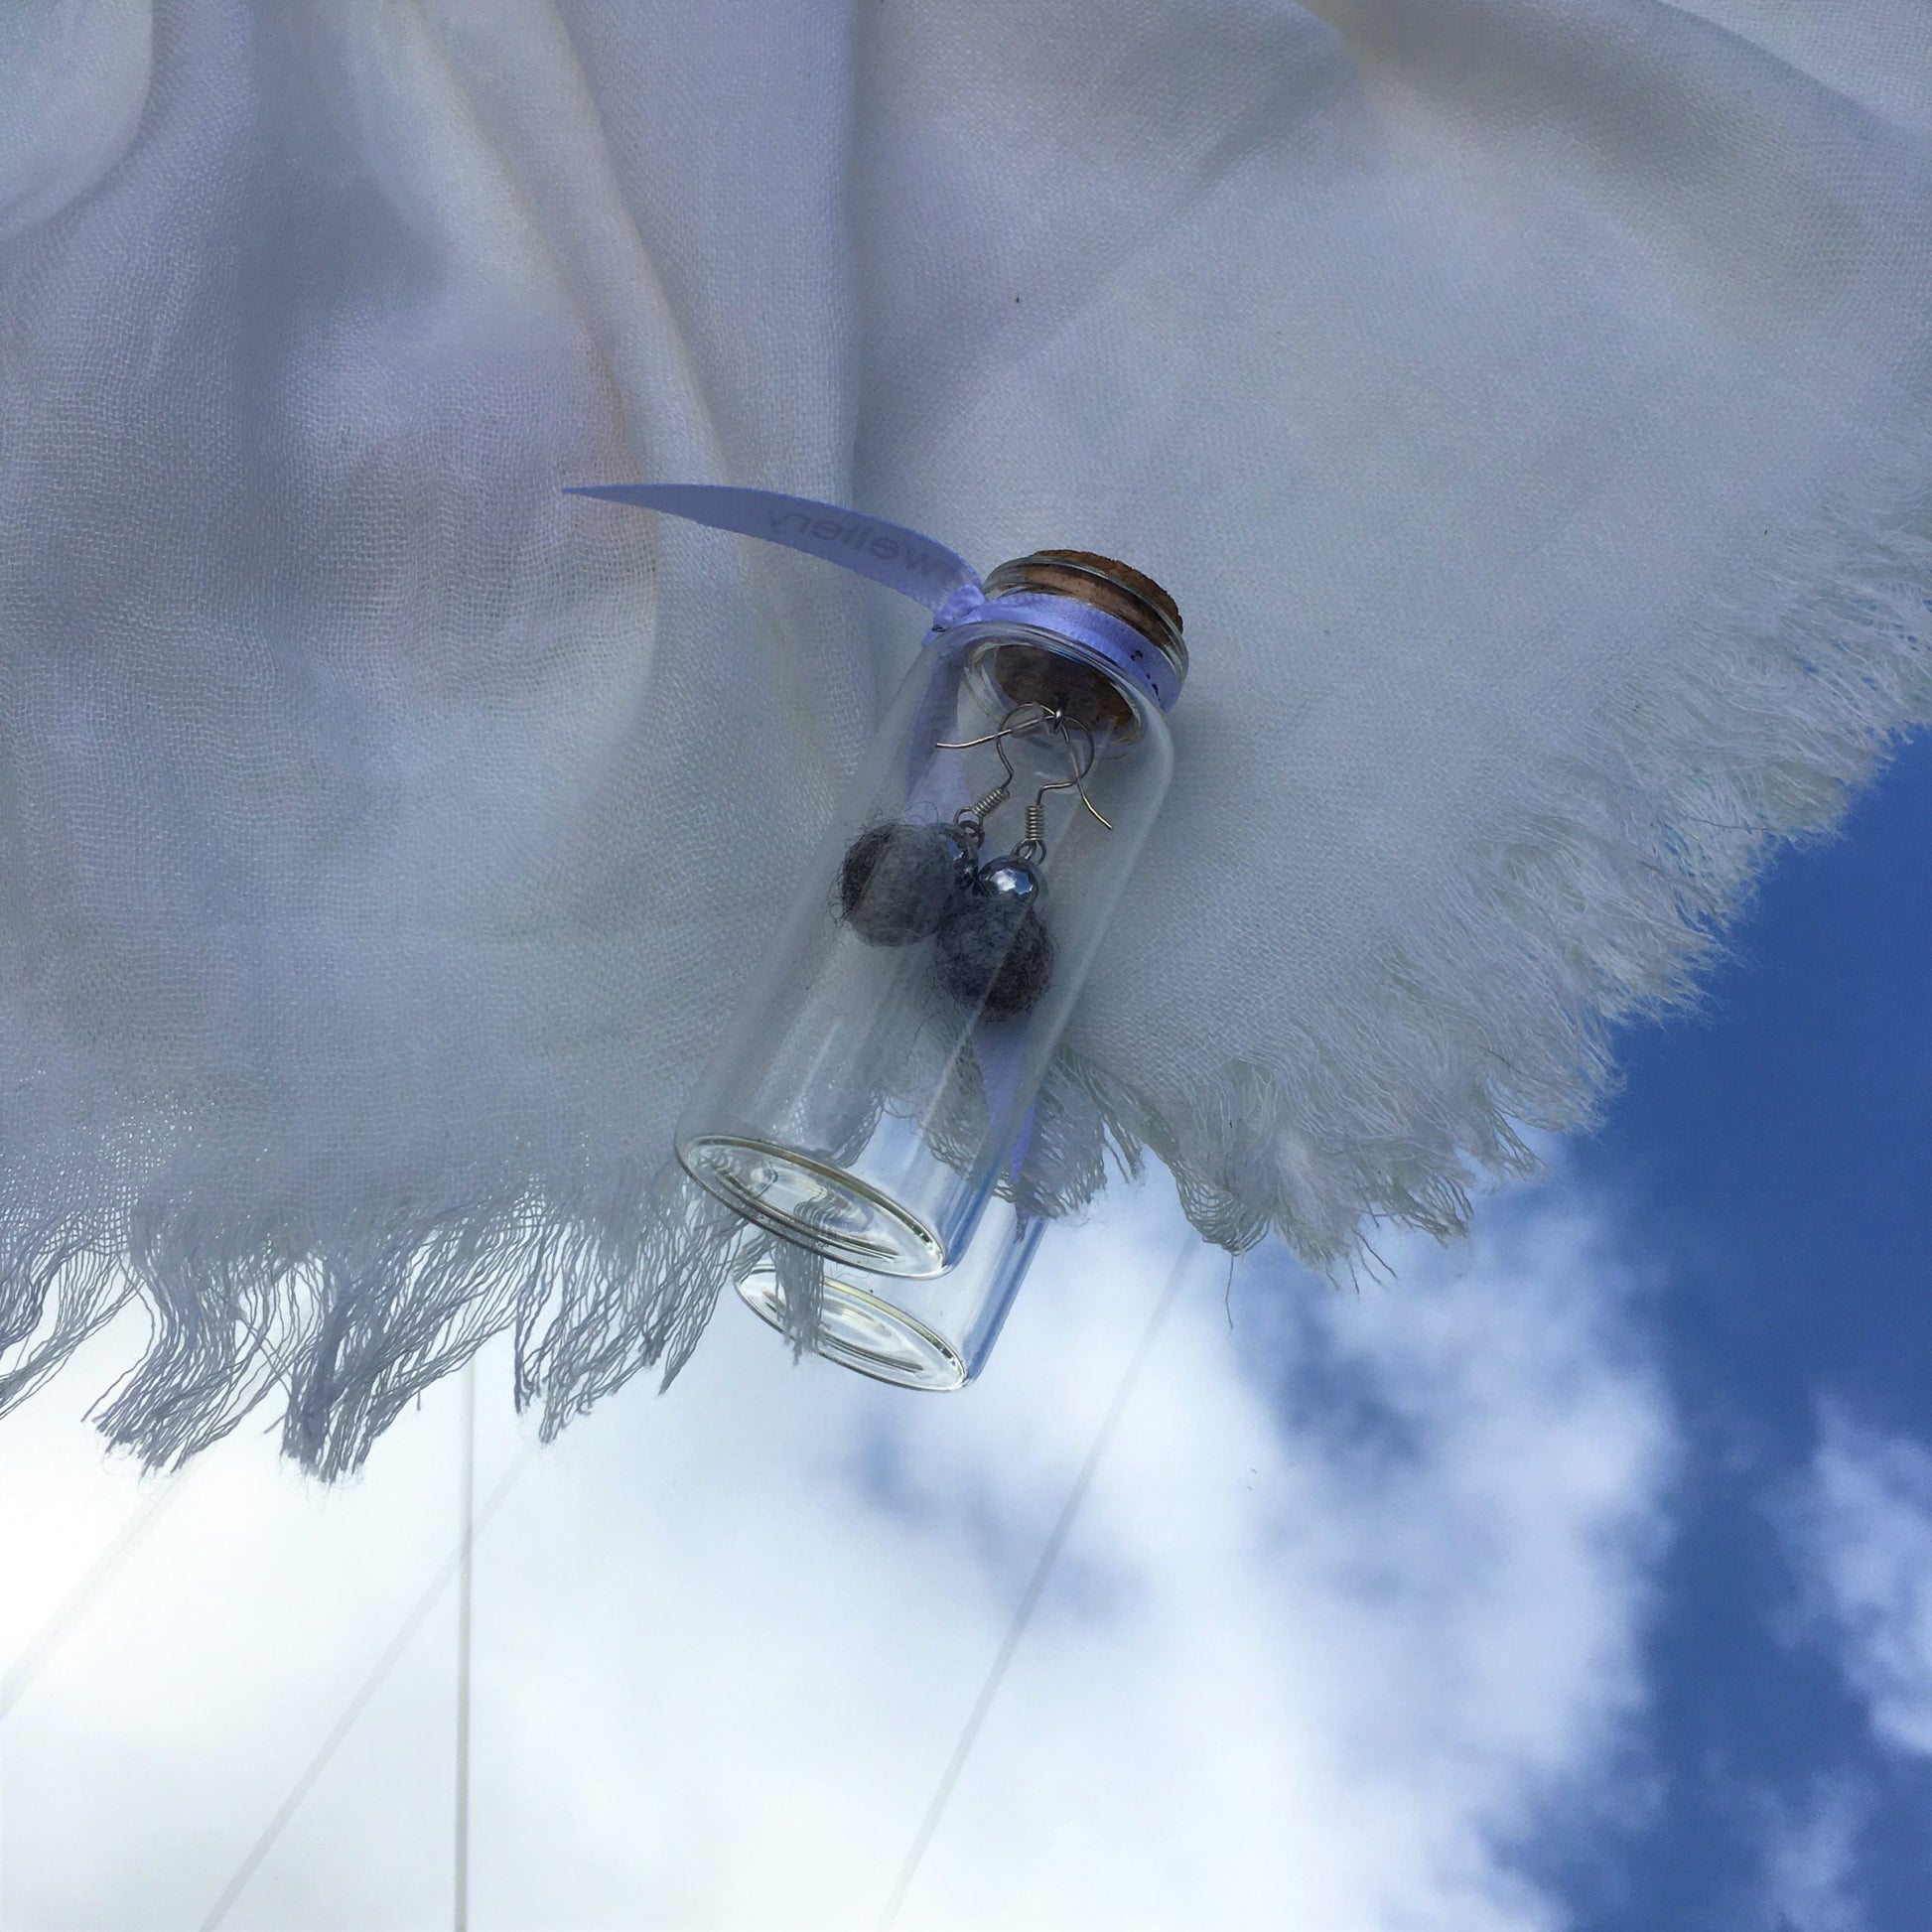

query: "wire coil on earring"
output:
932 709 1106 1018
834 701 1110 1016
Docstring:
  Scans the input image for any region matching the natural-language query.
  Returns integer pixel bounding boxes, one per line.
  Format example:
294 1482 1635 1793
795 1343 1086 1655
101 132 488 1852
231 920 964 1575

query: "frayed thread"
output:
1125 463 1932 1272
2 464 1929 1471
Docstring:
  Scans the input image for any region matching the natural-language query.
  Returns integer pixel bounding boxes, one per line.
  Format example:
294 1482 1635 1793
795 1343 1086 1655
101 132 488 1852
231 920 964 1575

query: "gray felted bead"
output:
935 860 1054 1017
838 821 972 946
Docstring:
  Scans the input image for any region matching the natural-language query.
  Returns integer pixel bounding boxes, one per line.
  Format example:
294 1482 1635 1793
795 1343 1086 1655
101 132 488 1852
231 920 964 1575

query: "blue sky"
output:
1559 730 1932 1932
2 746 1930 1928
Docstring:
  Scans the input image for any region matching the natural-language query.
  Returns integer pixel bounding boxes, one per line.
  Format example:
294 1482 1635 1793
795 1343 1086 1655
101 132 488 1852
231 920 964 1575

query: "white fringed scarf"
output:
2 0 1929 1471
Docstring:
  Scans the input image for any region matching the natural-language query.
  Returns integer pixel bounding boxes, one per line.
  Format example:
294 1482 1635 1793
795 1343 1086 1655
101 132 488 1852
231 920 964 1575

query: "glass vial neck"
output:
982 550 1187 697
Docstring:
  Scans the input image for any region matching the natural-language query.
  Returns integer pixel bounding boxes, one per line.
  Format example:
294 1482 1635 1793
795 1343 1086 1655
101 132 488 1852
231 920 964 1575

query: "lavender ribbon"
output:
566 483 1177 713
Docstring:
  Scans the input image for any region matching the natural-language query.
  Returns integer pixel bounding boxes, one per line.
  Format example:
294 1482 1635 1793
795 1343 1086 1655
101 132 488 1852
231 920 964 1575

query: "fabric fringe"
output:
1136 461 1932 1271
2 468 1929 1473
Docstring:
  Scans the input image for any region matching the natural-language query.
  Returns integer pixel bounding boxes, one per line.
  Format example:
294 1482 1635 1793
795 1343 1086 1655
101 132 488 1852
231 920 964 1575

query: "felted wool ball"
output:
935 860 1054 1017
837 821 971 946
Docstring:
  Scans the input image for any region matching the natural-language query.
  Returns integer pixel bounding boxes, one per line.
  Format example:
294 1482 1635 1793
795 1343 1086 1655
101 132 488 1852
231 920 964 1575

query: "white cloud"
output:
1752 1777 1867 1932
1796 1409 1932 1759
0 1168 1673 1930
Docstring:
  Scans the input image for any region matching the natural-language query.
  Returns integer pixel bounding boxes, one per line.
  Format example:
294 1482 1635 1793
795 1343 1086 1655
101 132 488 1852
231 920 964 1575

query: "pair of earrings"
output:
837 705 1107 1019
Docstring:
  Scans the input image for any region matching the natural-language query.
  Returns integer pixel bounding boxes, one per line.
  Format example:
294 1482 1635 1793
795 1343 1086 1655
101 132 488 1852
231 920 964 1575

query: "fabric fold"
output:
2 0 1927 1467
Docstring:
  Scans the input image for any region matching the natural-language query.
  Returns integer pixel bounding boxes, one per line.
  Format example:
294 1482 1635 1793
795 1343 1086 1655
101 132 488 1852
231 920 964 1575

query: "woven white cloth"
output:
3 1 1929 1470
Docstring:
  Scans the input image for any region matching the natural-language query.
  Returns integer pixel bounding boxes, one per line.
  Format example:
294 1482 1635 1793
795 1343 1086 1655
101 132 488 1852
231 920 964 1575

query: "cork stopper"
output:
976 549 1185 736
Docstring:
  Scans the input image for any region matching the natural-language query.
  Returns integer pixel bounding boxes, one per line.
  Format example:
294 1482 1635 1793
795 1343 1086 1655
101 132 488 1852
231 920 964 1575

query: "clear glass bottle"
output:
677 552 1184 1297
735 1196 1047 1390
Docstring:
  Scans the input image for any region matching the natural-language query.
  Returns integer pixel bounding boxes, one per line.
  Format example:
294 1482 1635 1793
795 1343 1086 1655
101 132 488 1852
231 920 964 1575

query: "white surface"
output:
1 2 1929 1462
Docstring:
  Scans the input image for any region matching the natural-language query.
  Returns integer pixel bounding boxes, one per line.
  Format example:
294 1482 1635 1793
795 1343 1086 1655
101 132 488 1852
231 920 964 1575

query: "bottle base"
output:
680 1134 947 1278
735 1264 968 1391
